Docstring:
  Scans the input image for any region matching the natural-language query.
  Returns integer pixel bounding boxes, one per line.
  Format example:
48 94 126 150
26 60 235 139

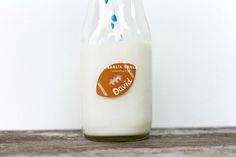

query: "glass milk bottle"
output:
81 0 152 142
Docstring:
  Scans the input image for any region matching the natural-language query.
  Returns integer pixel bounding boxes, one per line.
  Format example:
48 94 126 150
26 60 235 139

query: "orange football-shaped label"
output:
96 63 136 98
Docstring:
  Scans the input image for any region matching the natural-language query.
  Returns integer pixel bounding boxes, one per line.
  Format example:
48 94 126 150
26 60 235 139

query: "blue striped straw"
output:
104 0 123 41
104 0 118 30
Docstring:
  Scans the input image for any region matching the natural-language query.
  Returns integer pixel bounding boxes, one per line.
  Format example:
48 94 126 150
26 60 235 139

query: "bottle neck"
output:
88 0 144 20
82 0 150 44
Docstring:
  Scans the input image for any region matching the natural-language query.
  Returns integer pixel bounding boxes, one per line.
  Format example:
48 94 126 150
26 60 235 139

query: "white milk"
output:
81 42 152 136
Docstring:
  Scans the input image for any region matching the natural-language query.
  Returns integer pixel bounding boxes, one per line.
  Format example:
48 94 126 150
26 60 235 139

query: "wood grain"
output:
1 128 236 157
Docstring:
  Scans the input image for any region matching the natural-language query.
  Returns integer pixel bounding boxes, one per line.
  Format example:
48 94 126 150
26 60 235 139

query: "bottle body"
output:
81 0 152 141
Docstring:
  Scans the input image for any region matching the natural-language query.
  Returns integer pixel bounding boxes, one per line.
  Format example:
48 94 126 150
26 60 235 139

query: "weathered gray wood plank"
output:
1 128 236 157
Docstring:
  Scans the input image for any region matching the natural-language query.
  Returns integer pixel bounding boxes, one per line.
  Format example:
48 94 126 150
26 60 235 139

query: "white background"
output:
0 0 236 130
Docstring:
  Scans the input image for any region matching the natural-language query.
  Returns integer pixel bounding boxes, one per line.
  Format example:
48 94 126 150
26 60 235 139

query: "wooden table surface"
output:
1 128 236 157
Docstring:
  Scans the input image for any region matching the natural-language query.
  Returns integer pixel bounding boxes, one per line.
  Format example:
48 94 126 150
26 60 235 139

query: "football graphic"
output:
96 63 136 98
